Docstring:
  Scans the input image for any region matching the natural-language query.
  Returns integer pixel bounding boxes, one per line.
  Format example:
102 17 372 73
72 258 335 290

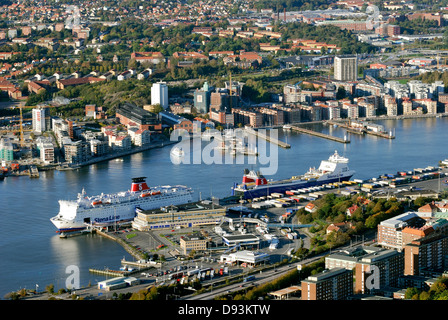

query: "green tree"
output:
404 287 420 300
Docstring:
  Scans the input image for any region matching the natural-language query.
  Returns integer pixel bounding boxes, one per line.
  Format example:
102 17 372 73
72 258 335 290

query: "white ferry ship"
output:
50 177 193 232
231 151 355 199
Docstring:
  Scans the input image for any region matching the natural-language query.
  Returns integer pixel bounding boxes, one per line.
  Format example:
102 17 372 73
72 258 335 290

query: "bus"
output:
243 275 255 282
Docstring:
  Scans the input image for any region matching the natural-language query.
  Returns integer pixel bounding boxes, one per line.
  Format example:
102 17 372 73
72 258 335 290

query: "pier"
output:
29 165 39 178
89 268 127 277
326 120 395 139
245 128 291 148
290 125 350 144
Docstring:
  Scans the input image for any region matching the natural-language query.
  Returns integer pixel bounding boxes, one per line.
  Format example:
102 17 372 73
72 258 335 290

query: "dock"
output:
326 120 395 139
29 165 39 178
290 125 350 144
245 128 291 148
121 259 161 269
89 268 127 277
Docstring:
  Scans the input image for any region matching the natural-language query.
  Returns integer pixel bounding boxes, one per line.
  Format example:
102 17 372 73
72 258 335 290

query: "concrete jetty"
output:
290 125 350 144
326 120 395 139
245 128 291 148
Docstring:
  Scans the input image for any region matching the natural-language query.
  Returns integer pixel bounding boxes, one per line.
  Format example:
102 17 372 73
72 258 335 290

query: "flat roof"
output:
222 234 259 241
379 211 419 228
141 201 223 215
360 249 401 263
269 286 301 297
305 268 351 282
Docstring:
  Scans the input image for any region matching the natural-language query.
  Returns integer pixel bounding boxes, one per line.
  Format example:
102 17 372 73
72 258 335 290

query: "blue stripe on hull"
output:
235 175 353 199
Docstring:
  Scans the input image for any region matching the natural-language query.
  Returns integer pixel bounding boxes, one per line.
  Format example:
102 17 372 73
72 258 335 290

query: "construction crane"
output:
3 105 52 147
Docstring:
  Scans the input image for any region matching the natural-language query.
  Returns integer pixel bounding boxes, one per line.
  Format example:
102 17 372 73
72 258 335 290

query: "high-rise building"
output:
334 55 358 81
194 82 212 114
151 82 169 109
32 107 47 133
301 268 354 300
404 234 448 276
354 249 404 294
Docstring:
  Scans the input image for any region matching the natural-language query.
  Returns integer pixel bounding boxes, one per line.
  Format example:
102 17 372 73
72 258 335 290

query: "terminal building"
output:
97 276 140 291
221 234 261 249
180 234 208 255
220 250 270 266
131 200 226 231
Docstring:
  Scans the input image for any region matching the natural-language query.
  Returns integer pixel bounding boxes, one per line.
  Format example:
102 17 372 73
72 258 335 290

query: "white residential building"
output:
32 107 47 133
151 82 169 109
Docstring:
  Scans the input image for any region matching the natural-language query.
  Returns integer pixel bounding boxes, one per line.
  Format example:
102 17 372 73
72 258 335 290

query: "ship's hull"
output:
233 174 353 199
51 192 193 232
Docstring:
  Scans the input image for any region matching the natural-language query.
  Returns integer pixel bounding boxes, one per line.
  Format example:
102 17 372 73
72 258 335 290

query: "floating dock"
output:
290 125 350 144
245 128 291 148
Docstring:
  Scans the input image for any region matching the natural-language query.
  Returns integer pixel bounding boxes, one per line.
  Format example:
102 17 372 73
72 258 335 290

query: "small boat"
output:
283 125 292 130
170 147 184 157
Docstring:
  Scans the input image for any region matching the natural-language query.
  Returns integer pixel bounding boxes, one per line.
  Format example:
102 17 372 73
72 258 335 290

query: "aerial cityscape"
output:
3 0 448 308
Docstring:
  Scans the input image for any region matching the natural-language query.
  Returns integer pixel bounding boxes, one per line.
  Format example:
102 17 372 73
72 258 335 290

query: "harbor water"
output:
1 117 448 297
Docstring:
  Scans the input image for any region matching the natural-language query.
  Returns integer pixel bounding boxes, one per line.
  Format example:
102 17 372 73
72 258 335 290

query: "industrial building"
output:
116 102 161 131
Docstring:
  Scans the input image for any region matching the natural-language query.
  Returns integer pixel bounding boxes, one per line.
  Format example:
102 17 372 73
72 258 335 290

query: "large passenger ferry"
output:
231 151 355 199
50 177 194 232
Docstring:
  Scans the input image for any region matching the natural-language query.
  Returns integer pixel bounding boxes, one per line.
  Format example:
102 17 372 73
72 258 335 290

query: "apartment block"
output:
334 55 358 81
325 246 384 270
377 212 429 251
354 249 404 294
301 268 354 300
404 234 448 276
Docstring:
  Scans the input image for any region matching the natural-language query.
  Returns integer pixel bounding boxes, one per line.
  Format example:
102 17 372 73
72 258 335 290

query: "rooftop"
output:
140 200 223 215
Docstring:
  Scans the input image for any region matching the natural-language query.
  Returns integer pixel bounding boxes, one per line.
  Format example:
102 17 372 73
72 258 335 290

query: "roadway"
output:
180 236 376 301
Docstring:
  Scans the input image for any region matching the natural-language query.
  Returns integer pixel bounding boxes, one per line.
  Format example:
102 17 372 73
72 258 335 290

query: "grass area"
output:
126 233 137 240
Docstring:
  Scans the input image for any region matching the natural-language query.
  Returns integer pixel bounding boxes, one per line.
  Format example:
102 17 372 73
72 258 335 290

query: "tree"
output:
336 86 346 100
45 284 55 295
405 287 420 300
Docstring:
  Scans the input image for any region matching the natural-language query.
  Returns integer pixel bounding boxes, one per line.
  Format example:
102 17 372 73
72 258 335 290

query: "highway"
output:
181 236 376 300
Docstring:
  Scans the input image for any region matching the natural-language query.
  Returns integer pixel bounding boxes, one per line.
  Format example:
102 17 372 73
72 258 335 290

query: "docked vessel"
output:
231 151 355 199
50 177 194 232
